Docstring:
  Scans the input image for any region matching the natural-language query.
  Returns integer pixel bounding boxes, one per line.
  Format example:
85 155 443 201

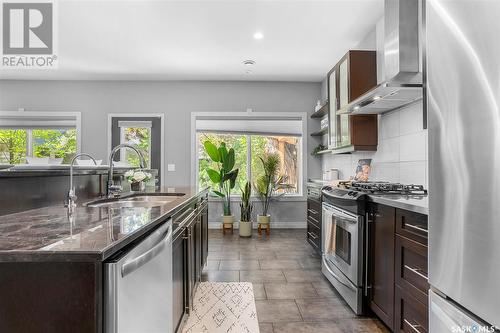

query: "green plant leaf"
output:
203 140 220 162
218 145 228 166
212 190 225 197
223 148 235 171
206 168 221 183
222 169 239 189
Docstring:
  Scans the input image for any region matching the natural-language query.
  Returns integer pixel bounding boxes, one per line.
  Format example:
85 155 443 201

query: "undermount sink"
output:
85 193 185 209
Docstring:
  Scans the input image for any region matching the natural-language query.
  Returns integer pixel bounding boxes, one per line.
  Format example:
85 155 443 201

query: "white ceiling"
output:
0 0 383 82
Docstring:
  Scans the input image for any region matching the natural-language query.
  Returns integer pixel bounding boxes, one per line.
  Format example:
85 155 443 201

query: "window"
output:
32 129 77 161
0 129 27 164
0 112 80 165
194 113 305 196
0 128 77 164
120 126 151 168
197 132 247 194
251 135 299 195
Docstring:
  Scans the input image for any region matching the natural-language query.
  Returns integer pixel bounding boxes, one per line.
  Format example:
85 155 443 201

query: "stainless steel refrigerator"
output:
427 0 500 331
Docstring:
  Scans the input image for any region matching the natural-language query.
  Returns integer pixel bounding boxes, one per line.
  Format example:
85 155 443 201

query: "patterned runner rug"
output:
182 282 259 333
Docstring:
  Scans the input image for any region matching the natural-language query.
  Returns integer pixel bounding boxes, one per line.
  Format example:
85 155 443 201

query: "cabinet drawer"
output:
307 200 321 219
396 209 428 245
307 213 321 229
307 222 321 252
394 286 428 333
395 235 429 304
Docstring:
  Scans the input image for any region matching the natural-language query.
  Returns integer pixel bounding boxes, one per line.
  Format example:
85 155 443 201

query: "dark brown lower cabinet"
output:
172 228 188 333
0 261 102 333
306 198 322 254
368 203 396 330
395 235 429 305
394 286 429 333
368 204 429 333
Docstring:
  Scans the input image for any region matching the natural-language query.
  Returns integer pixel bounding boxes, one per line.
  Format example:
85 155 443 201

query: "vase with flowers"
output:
125 169 152 192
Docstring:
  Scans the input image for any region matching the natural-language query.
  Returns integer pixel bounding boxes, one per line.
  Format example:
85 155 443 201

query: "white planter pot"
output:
222 215 235 224
257 214 270 225
239 221 252 237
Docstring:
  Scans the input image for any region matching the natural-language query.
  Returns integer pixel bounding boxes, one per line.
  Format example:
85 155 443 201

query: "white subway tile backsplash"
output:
399 161 427 187
379 111 400 139
321 101 428 186
371 162 400 182
399 131 427 162
399 101 424 136
373 137 400 163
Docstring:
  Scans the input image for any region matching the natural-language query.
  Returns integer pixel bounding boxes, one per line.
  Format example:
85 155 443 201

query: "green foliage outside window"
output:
0 129 27 164
123 127 151 168
0 129 77 164
33 129 77 163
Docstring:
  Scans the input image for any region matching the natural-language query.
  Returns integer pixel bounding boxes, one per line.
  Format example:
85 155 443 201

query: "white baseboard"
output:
208 221 306 229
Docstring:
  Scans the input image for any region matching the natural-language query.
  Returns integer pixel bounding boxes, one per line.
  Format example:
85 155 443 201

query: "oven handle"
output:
322 257 357 292
323 203 359 222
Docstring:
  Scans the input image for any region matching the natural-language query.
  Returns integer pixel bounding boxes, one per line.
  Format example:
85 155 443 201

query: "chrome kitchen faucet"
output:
107 144 146 197
67 153 97 211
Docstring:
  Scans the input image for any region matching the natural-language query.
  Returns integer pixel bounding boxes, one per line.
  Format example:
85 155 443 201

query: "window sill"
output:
207 195 306 202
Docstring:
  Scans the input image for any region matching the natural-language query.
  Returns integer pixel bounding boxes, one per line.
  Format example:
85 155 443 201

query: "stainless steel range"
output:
321 181 427 315
321 186 367 315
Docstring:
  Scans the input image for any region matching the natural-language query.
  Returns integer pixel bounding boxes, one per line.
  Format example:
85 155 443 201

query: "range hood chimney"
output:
341 0 422 115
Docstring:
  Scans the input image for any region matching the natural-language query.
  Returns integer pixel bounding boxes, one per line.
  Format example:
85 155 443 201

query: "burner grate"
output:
349 182 427 195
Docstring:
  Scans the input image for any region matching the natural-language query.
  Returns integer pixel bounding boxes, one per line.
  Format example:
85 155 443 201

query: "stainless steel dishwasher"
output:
105 219 173 333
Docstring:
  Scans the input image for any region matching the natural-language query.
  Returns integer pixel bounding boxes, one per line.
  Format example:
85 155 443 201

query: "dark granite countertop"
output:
0 187 207 262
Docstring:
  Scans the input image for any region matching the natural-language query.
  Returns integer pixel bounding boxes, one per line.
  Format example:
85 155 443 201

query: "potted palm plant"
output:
203 140 239 227
239 181 253 237
254 153 293 228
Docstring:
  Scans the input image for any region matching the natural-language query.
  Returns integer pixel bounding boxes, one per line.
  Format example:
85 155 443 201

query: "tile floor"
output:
202 229 389 333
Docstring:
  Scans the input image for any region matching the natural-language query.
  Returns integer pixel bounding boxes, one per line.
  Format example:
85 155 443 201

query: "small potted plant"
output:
203 140 239 228
254 153 293 228
125 169 152 192
239 181 253 237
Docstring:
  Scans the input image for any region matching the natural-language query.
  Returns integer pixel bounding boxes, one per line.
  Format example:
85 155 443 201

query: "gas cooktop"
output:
323 181 427 199
348 181 427 195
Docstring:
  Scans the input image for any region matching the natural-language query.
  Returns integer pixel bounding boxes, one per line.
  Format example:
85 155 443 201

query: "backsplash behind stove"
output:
321 101 428 188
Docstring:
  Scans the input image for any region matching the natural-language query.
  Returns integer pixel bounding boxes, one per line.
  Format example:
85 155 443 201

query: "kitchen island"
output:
0 187 208 333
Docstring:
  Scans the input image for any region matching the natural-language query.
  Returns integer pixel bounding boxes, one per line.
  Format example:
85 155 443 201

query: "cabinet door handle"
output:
404 319 423 333
308 215 319 223
405 223 428 234
307 218 320 229
404 264 428 281
307 208 318 215
307 232 318 240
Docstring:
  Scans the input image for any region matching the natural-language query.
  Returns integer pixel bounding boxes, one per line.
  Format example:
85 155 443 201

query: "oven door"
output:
322 203 362 286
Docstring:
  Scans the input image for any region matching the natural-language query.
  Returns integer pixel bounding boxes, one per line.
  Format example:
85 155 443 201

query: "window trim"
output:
107 113 165 186
0 111 82 160
191 111 307 199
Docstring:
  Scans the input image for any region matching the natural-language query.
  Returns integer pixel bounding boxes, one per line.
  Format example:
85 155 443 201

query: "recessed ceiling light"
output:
373 95 381 101
353 106 360 110
253 32 263 40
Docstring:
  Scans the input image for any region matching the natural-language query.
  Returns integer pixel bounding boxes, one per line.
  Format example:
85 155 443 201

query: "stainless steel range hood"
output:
340 0 422 115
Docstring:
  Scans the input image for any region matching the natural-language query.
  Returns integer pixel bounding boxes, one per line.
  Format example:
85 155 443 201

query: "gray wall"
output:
0 80 321 225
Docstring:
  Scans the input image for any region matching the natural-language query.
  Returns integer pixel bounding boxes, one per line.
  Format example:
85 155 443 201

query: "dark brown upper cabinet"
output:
328 50 378 153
